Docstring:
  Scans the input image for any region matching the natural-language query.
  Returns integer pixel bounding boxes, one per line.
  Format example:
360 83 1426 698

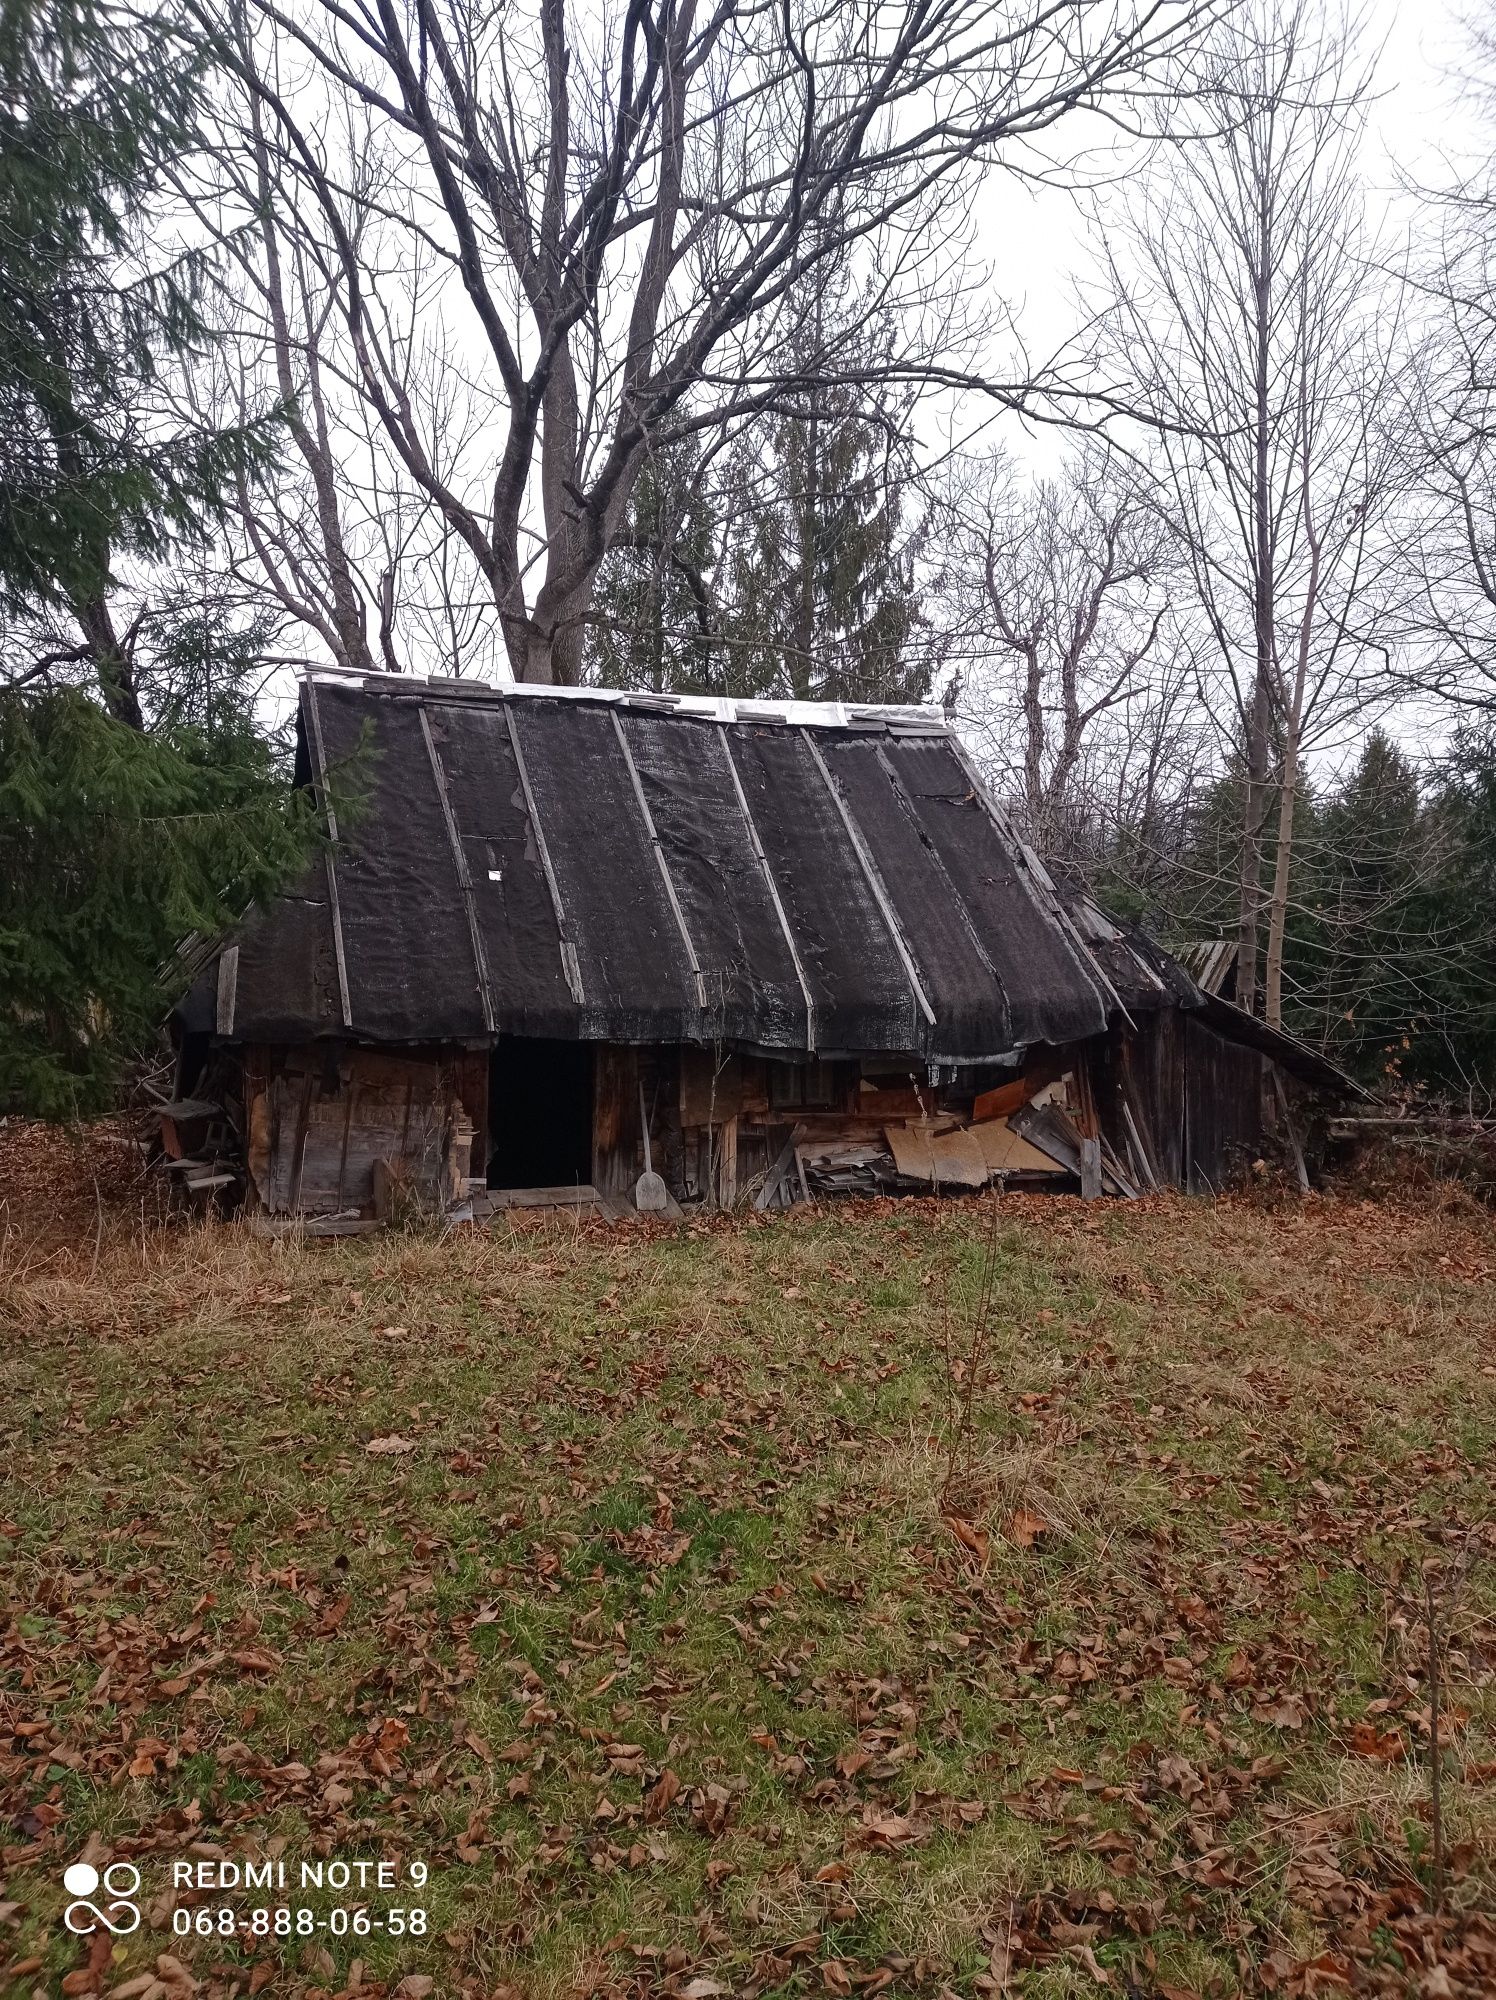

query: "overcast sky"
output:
968 0 1479 474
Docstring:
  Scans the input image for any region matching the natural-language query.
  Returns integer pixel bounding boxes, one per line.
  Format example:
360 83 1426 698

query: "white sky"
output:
962 0 1479 474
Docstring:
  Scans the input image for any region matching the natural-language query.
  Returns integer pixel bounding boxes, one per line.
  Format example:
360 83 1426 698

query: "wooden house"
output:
169 674 1352 1224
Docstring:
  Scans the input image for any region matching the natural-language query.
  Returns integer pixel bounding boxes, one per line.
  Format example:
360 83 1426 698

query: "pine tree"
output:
0 0 273 725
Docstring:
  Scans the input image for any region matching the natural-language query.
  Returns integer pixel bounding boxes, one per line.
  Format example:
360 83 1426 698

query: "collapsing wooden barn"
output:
169 673 1352 1224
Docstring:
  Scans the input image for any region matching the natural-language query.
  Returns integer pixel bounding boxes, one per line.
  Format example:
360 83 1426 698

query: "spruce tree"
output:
1402 733 1496 1100
0 2 315 1116
0 679 320 1117
0 0 271 724
722 399 930 705
587 445 720 693
587 254 934 706
1297 733 1422 1074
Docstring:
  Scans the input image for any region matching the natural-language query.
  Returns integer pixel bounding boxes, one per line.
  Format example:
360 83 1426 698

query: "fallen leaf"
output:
644 1766 682 1823
944 1514 990 1567
231 1647 282 1674
1347 1719 1405 1761
1252 1695 1307 1729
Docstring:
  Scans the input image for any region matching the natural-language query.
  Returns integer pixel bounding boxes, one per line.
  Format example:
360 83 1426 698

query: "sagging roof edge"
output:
1195 991 1366 1098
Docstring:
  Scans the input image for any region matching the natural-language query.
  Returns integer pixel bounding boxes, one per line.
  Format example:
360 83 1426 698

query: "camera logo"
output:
63 1860 141 1935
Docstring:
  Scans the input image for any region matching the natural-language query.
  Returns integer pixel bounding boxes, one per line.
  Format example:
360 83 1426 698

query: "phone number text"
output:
173 1906 429 1938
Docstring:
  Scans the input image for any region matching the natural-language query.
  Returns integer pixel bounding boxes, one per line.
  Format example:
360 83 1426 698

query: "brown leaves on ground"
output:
0 1136 1493 1998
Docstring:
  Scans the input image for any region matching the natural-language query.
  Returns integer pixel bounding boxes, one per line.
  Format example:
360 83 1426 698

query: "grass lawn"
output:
2 1159 1494 1999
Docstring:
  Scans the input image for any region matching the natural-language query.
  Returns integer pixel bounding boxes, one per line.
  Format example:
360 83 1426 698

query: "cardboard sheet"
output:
883 1121 989 1187
972 1119 1065 1175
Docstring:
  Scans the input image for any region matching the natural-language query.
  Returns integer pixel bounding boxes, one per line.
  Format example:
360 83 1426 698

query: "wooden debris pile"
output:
141 1093 242 1206
753 1072 1137 1208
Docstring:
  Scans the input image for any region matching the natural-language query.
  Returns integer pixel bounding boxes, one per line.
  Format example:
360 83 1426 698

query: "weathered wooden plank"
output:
247 1213 382 1239
215 946 239 1037
1120 1098 1160 1192
754 1132 800 1210
592 1044 641 1197
475 1183 601 1211
972 1077 1029 1124
716 1114 738 1209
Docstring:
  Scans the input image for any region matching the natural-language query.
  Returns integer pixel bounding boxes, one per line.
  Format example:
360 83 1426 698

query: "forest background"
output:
4 0 1495 1114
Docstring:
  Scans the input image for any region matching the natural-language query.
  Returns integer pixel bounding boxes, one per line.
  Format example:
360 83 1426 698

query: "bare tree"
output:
196 0 1214 685
1397 20 1496 710
1089 0 1408 1023
946 449 1173 860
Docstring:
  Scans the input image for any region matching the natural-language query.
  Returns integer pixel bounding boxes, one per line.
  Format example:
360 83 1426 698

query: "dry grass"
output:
1 1146 1494 2000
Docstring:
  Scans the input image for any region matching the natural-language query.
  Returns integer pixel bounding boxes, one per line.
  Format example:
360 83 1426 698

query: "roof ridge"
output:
300 666 951 734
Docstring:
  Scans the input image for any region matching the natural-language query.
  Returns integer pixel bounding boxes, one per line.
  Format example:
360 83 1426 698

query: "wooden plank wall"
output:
1096 1011 1280 1194
244 1045 482 1218
1182 1015 1267 1193
1108 1012 1186 1190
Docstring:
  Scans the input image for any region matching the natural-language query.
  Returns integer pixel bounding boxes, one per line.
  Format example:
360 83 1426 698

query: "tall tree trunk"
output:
791 414 820 700
249 79 376 676
1238 673 1272 1013
48 402 145 731
1239 197 1276 1017
1265 416 1322 1031
1021 642 1044 841
1263 721 1300 1029
75 596 145 732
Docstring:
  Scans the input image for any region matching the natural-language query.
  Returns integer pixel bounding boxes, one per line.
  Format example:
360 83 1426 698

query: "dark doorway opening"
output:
487 1038 594 1190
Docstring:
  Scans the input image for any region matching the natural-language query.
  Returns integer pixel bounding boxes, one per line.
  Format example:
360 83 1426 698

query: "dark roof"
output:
211 675 1116 1060
189 673 1358 1097
1045 866 1204 1015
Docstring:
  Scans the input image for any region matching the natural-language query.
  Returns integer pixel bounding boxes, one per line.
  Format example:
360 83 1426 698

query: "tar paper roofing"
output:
206 673 1186 1061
